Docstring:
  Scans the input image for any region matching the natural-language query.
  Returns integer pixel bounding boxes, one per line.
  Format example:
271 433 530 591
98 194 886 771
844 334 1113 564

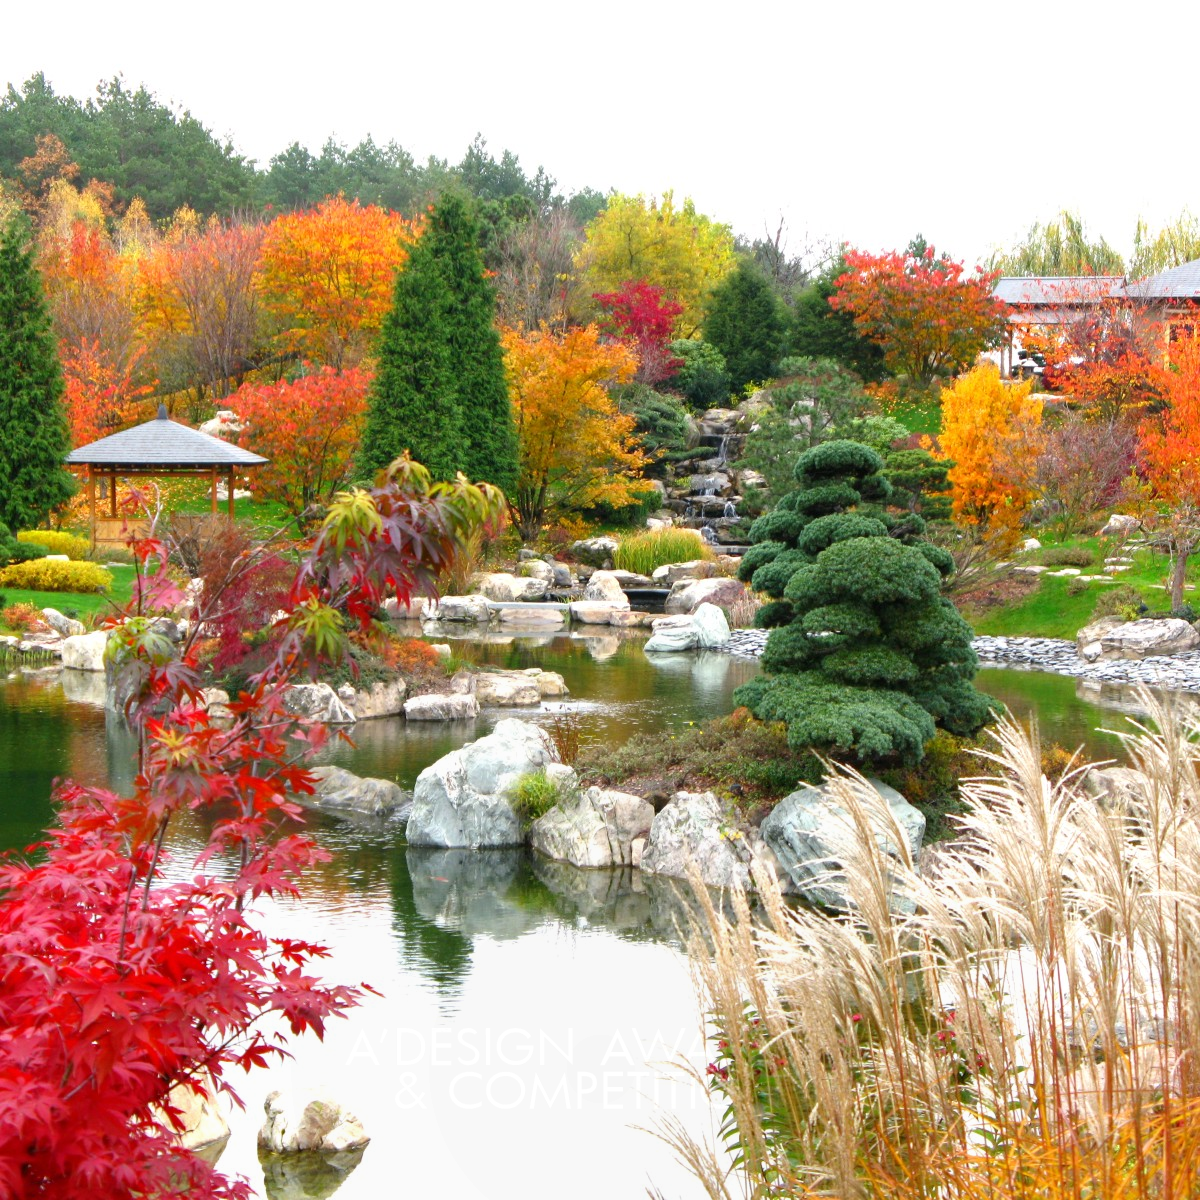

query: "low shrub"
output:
509 770 567 827
385 637 443 675
613 527 712 575
1 602 46 632
1092 583 1145 621
1065 576 1089 597
1041 545 1094 567
0 559 113 593
17 530 90 560
0 521 48 567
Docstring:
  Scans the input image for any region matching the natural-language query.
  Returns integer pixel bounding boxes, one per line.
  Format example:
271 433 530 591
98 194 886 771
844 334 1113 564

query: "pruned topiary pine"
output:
735 439 993 765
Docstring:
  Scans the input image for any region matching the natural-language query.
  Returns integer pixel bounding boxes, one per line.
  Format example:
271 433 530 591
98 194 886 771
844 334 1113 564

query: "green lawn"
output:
888 394 942 436
0 564 136 630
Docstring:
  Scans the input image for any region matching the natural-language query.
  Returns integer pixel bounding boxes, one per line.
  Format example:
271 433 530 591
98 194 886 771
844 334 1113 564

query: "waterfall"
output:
723 501 736 519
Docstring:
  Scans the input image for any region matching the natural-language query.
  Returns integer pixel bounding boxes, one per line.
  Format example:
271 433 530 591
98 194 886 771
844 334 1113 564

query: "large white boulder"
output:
1100 513 1140 537
644 603 731 652
425 595 491 623
306 765 407 816
474 671 542 707
41 607 85 638
407 718 559 847
518 559 555 584
281 682 356 724
760 778 925 911
404 692 480 721
258 1088 369 1153
59 629 109 672
474 572 549 603
1080 618 1200 662
583 571 630 606
531 786 654 869
664 577 745 615
651 559 708 585
640 791 759 889
336 677 406 720
162 1072 229 1153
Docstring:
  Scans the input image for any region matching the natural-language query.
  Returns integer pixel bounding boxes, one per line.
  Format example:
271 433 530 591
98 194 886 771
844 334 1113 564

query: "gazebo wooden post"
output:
109 470 118 519
227 468 235 520
86 468 96 551
210 467 218 515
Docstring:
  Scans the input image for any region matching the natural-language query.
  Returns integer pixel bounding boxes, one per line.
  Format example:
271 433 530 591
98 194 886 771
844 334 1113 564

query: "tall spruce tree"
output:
359 234 461 480
703 260 786 393
360 194 518 489
0 214 75 529
425 194 517 491
735 440 992 766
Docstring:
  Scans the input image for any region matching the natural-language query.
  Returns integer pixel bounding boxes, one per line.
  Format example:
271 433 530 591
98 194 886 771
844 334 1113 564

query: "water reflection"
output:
259 1148 364 1200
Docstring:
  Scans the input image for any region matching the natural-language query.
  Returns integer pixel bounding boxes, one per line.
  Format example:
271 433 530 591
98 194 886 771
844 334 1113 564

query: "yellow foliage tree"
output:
939 363 1043 546
574 191 734 337
501 323 654 539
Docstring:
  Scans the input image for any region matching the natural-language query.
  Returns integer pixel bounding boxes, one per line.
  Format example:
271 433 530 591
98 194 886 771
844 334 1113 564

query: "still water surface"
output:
0 633 1167 1198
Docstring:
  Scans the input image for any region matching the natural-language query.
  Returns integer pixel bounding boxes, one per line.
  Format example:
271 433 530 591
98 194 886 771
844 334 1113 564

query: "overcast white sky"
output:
3 0 1198 266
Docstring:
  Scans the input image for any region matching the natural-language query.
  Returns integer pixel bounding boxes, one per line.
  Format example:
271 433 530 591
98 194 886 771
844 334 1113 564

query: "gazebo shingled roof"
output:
67 406 267 470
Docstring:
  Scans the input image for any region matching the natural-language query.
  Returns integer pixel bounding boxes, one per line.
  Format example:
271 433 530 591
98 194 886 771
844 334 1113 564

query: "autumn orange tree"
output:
831 245 1006 384
939 362 1043 549
501 323 653 539
1138 338 1200 609
257 194 417 369
61 338 155 447
228 366 371 516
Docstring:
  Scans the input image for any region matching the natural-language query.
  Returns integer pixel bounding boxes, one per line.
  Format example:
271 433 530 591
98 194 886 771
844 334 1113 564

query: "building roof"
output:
994 276 1125 307
66 406 268 469
1126 259 1200 300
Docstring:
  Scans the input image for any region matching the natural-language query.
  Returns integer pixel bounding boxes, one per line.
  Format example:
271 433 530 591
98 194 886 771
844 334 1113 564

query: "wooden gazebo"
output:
66 405 268 548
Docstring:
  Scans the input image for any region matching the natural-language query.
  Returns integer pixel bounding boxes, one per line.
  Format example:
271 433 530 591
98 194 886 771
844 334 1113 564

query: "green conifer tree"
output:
425 194 517 491
702 260 785 392
0 214 75 529
735 440 992 766
359 234 461 481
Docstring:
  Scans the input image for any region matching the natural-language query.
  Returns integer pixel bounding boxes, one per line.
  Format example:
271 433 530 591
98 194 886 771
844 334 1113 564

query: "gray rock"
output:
570 536 619 567
59 629 109 672
760 778 925 911
307 765 407 816
550 562 574 588
569 600 627 625
258 1088 369 1153
1094 619 1200 661
474 572 548 602
337 677 406 720
1076 616 1127 662
201 686 233 720
281 682 356 725
664 576 745 615
645 603 730 652
640 791 758 889
518 559 555 583
425 595 491 623
497 606 566 629
474 671 542 707
1100 513 1140 537
608 610 655 628
403 692 480 721
162 1072 229 1153
651 559 708 585
41 607 85 638
530 786 654 868
583 570 630 606
406 718 560 847
1083 766 1148 807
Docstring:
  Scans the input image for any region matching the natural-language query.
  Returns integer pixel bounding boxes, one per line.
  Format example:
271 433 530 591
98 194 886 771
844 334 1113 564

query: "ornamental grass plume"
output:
663 694 1200 1200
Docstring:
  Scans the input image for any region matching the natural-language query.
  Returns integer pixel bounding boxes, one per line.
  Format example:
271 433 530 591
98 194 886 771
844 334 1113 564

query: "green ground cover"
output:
0 564 136 629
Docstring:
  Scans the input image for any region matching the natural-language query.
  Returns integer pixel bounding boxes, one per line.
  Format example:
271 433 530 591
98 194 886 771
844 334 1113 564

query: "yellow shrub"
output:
17 530 91 561
0 559 113 593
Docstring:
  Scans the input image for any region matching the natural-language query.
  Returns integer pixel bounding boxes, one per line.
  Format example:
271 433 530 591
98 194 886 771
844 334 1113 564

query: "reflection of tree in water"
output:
387 845 474 1001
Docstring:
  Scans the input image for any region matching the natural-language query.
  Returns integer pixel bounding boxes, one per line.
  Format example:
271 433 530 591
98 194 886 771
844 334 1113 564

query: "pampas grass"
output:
664 693 1200 1200
613 528 714 576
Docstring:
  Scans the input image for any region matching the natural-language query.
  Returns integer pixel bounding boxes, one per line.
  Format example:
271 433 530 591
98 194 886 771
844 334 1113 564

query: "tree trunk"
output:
1170 542 1189 612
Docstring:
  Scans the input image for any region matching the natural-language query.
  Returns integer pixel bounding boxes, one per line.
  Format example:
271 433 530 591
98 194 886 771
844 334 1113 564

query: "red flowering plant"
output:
0 455 503 1198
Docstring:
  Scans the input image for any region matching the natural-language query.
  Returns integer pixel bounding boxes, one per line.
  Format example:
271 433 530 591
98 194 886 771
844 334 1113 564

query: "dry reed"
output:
662 694 1200 1200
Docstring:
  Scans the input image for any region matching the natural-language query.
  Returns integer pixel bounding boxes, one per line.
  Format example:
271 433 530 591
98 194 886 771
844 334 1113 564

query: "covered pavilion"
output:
66 405 267 548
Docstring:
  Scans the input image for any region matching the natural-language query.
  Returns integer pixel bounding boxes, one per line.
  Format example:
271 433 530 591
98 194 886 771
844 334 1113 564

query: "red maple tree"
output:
0 457 504 1198
593 278 683 385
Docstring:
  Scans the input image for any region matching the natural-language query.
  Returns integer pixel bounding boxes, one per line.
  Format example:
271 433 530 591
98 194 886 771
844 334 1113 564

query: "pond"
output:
0 635 1171 1199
